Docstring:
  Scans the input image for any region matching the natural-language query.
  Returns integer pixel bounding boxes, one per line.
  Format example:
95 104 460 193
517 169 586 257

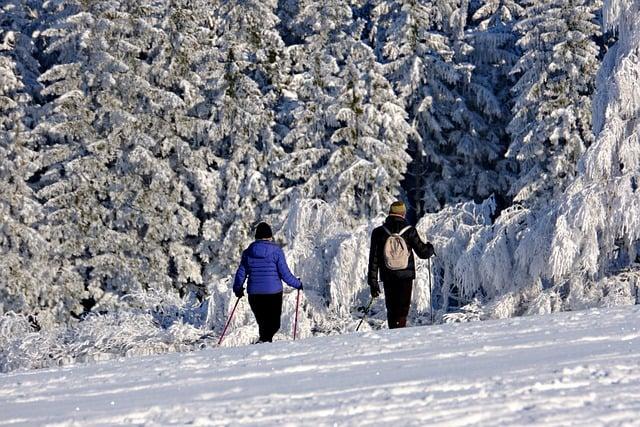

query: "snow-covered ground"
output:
1 306 639 426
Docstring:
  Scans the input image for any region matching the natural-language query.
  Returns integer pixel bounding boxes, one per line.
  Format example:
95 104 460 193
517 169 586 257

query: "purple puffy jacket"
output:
233 240 302 295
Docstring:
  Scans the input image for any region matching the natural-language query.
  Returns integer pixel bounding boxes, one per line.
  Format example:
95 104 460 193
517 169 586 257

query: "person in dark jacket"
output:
367 201 434 329
233 222 302 343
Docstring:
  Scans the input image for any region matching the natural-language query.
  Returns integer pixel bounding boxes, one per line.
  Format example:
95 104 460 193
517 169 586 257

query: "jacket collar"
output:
384 215 409 229
252 239 276 245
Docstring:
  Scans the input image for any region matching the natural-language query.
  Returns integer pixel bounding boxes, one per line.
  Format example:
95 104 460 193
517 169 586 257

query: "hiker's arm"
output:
233 252 248 293
276 248 302 289
407 227 434 259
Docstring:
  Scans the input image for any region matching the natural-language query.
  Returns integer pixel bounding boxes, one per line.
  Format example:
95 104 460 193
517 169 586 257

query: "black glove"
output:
234 288 244 298
429 242 436 258
297 278 303 291
370 281 380 298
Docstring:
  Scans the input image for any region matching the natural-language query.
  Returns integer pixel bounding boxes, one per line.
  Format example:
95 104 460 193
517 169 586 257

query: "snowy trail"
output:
1 307 640 426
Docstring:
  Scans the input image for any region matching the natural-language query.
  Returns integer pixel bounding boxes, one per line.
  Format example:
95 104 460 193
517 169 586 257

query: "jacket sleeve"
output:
406 227 434 259
233 251 248 293
275 248 302 289
367 229 380 286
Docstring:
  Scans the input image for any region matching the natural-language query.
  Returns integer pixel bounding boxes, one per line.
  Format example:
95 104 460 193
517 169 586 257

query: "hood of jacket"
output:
246 240 276 259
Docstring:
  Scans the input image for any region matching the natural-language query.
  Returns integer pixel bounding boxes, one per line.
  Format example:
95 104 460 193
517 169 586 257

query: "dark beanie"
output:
255 222 273 239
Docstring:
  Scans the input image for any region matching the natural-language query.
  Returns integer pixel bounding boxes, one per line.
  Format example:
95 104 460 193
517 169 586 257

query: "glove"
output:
428 242 436 258
234 288 244 298
370 281 380 298
297 277 303 291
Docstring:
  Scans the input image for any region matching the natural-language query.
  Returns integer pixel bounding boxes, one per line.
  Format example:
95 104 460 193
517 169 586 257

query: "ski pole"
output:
356 297 375 332
218 296 241 346
293 289 301 340
428 257 433 324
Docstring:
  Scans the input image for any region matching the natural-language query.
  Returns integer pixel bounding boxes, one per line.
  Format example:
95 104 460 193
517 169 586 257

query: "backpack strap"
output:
383 225 412 236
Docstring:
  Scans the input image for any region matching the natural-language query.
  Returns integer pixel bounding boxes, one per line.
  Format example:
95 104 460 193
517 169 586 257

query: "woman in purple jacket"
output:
233 222 302 343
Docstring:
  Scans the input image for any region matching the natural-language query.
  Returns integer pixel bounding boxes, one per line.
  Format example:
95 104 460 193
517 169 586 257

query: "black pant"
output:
383 279 413 329
248 292 283 342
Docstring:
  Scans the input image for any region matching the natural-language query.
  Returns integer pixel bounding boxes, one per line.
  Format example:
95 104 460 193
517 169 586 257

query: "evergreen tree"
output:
206 0 286 269
278 1 413 219
156 0 226 285
0 0 72 324
464 0 526 206
545 0 640 288
272 0 354 217
0 42 51 319
507 0 602 206
469 0 524 99
372 0 499 215
34 0 217 317
322 39 413 217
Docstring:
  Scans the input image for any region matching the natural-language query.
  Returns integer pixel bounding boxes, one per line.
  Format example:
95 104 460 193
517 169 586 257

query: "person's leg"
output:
394 279 413 328
383 279 413 329
383 282 399 328
248 294 269 342
261 292 282 342
248 293 283 342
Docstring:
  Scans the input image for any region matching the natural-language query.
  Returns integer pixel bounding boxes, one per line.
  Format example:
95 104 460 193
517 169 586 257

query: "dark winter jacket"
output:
367 215 434 286
233 240 302 295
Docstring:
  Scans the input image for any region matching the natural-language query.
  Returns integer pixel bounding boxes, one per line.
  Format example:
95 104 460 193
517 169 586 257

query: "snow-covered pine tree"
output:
270 0 344 221
322 37 414 218
423 0 638 317
507 0 602 206
0 28 51 321
154 0 226 288
468 0 524 104
34 0 214 318
372 0 499 215
464 0 526 206
276 0 412 220
205 0 286 271
0 0 78 327
447 0 509 209
540 0 640 306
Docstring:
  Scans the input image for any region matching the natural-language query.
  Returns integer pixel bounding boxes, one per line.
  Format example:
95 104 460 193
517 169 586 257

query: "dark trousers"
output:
248 292 283 342
383 279 413 329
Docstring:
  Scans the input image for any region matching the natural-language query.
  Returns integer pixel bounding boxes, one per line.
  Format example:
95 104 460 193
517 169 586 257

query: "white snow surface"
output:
1 306 640 426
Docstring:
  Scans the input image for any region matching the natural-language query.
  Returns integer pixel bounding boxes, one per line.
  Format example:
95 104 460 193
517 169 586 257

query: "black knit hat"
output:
255 222 273 239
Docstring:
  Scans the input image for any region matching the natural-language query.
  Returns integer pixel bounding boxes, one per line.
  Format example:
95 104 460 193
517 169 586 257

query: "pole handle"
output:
356 297 375 332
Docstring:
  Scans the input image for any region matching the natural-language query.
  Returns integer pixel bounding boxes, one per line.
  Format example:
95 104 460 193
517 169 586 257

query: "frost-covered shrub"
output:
442 299 484 323
0 308 206 372
0 313 33 350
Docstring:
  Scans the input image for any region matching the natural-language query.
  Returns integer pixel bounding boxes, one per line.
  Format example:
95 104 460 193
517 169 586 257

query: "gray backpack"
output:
382 226 412 270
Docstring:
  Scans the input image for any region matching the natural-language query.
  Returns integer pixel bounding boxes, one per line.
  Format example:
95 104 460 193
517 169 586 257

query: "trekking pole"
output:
428 257 434 324
218 297 241 346
293 289 301 341
356 297 375 332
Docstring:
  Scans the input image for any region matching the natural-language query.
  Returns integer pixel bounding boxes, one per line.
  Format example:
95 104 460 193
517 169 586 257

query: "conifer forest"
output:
1 0 639 371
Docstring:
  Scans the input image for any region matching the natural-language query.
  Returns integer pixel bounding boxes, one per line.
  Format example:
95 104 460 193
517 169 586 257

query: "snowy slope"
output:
1 306 639 426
